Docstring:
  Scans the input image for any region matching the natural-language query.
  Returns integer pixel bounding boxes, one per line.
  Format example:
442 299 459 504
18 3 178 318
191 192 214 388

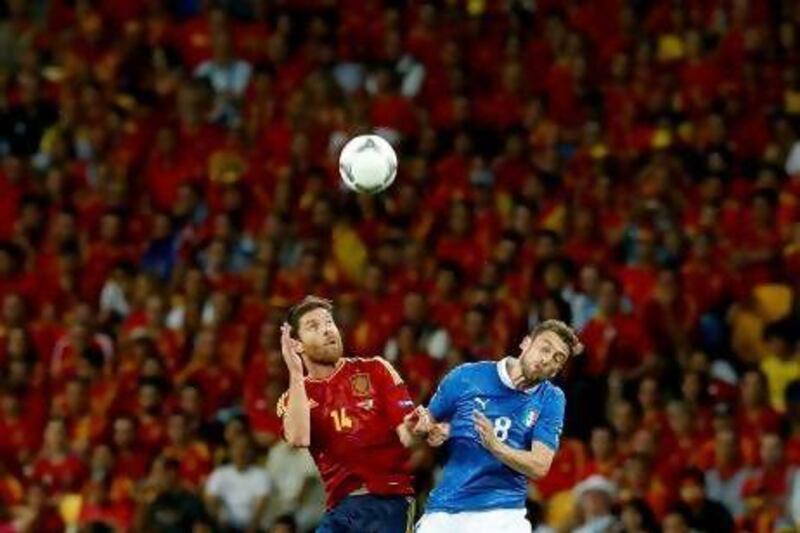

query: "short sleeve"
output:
530 387 566 451
428 365 463 422
374 358 415 427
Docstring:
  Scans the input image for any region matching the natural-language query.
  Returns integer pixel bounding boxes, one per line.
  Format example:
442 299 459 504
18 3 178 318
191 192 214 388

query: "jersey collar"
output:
496 357 541 394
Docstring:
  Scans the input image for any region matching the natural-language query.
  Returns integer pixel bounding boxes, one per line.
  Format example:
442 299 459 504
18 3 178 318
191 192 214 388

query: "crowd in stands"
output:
1 0 800 531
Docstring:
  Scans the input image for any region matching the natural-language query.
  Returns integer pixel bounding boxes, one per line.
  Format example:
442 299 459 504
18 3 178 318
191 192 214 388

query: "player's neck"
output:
506 358 541 390
304 358 341 379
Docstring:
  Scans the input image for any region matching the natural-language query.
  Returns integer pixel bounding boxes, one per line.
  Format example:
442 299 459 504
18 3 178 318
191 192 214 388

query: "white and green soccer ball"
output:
338 134 398 194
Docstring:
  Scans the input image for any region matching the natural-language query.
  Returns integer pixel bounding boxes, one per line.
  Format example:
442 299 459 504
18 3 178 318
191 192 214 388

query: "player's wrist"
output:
289 372 305 384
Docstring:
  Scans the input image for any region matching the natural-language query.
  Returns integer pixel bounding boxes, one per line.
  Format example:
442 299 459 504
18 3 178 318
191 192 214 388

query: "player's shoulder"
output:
537 380 566 404
443 360 495 382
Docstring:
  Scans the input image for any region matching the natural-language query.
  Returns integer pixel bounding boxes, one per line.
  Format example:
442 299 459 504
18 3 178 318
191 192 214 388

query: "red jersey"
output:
277 357 414 509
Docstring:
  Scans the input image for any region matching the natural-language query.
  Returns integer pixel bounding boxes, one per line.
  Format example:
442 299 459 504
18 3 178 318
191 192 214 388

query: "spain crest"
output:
351 373 373 396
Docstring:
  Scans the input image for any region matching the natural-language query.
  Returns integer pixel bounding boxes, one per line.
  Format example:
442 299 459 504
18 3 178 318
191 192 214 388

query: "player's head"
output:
517 319 582 381
287 295 343 365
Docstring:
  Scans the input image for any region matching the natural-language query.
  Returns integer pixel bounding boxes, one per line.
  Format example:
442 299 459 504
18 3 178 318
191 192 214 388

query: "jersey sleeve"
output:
428 365 463 422
374 358 415 427
530 386 566 451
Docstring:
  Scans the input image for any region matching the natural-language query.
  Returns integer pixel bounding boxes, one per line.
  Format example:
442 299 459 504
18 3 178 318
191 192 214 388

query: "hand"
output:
427 423 450 447
405 406 434 435
280 323 304 377
473 410 501 454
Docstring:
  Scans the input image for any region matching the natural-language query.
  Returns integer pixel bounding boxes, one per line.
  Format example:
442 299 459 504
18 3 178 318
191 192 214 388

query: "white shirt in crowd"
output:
205 464 271 529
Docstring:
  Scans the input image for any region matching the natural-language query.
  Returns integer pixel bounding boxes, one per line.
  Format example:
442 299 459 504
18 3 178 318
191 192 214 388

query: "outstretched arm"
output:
399 406 451 447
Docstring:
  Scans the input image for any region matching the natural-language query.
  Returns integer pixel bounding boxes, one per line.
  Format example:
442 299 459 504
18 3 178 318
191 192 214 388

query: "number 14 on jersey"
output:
330 407 353 432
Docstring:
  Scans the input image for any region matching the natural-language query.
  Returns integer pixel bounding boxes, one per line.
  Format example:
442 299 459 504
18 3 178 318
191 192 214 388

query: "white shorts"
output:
416 508 531 533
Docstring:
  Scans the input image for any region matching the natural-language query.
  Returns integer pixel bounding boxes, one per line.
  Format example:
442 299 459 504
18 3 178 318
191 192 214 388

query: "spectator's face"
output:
184 269 206 299
434 269 456 294
598 281 620 314
590 428 614 459
298 254 319 280
448 204 470 235
638 378 659 408
543 264 566 290
759 434 783 467
493 239 517 265
6 328 27 356
579 490 611 519
65 381 87 412
193 330 217 362
180 387 202 415
740 372 764 406
138 385 160 413
662 513 689 533
612 402 636 435
631 429 656 457
397 326 417 354
681 372 702 402
230 438 252 467
0 394 20 416
142 356 164 378
100 214 121 242
535 235 558 261
166 415 187 444
364 266 384 293
113 418 135 448
224 419 246 444
620 504 644 531
3 294 25 325
44 420 67 450
145 296 165 326
91 445 114 473
666 402 692 435
403 293 425 322
53 212 77 243
152 214 172 239
0 252 12 276
297 308 343 364
715 429 737 464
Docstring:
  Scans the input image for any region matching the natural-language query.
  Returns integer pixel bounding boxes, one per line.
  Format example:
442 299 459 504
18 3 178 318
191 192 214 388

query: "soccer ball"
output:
338 135 398 194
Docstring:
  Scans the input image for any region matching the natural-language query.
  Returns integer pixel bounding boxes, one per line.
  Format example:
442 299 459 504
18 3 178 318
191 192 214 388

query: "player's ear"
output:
291 338 304 354
520 335 532 352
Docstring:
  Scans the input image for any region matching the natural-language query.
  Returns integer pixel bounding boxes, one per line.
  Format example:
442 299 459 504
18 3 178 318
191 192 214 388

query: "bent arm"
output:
281 376 311 447
487 440 556 480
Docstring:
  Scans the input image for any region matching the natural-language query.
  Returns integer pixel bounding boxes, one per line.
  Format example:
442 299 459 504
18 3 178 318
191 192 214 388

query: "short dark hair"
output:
529 319 583 358
287 295 333 338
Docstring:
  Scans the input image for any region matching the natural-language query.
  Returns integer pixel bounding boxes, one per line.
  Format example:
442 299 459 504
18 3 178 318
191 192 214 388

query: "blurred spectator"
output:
204 435 270 532
135 456 210 533
570 475 619 532
673 467 734 532
704 427 751 520
264 440 324 531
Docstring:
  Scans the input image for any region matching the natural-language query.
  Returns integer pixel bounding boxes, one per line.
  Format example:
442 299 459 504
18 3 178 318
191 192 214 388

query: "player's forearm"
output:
489 442 552 480
283 375 311 447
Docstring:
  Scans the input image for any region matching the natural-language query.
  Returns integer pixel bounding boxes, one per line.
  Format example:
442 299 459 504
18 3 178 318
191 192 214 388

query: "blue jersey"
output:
425 359 566 513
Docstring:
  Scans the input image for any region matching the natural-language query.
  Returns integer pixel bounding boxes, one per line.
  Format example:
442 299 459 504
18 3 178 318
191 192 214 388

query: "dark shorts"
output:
316 494 415 533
